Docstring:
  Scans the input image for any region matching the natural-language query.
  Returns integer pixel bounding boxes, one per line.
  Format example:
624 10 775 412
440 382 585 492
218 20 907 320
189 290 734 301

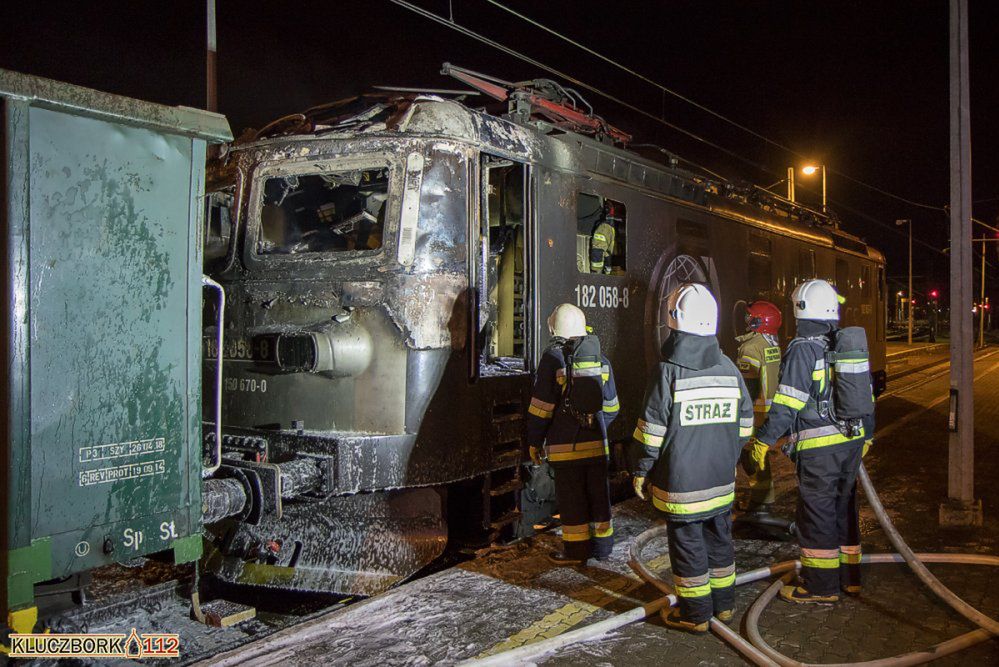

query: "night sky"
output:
2 1 997 304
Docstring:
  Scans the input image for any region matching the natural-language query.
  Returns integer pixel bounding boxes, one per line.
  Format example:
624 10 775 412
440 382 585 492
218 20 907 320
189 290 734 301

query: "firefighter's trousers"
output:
796 443 864 595
554 459 613 561
666 512 736 623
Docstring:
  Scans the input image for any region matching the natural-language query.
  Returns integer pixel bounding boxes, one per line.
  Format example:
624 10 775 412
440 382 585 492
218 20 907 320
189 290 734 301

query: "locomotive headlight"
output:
275 320 373 378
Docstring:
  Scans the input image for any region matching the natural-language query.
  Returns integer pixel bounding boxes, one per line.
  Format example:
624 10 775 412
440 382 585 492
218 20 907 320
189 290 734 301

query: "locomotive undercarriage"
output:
200 387 529 597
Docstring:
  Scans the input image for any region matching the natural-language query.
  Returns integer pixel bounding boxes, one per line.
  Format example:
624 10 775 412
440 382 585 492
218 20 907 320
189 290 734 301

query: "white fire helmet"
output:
791 279 840 321
548 303 587 338
666 283 718 336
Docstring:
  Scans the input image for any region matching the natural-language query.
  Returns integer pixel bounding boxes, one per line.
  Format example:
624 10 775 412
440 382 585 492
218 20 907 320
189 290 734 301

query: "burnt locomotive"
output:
199 66 886 596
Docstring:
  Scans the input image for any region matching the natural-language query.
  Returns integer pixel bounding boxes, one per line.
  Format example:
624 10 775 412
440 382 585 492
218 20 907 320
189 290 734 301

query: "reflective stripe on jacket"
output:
756 334 864 457
526 336 620 466
632 340 753 522
589 221 616 273
736 331 780 427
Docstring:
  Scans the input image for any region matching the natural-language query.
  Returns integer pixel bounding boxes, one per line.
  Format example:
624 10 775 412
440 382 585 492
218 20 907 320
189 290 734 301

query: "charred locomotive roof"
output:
222 91 882 264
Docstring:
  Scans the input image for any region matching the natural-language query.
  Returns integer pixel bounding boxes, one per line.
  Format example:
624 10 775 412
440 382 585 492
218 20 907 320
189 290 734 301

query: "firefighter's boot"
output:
547 551 586 567
660 606 709 634
779 584 839 604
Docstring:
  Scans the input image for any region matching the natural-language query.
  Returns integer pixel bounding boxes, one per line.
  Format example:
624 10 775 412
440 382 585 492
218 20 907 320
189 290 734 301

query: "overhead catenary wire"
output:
387 0 798 180
481 0 955 215
391 0 996 254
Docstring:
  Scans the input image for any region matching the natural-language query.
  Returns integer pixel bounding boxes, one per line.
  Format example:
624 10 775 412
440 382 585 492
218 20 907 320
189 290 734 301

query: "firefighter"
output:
735 301 782 515
526 303 620 565
589 201 621 274
750 279 867 603
632 284 754 633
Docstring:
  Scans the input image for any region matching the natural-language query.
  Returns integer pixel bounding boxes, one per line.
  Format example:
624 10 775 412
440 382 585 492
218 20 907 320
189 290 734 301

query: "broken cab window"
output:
577 193 626 275
257 167 389 255
479 159 528 375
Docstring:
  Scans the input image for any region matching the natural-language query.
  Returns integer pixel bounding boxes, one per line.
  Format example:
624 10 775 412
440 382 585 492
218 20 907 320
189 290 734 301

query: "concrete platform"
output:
200 352 999 666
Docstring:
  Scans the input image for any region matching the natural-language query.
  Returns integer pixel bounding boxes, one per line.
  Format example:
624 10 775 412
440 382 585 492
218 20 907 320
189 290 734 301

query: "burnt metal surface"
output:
0 68 231 143
207 488 446 596
203 478 249 525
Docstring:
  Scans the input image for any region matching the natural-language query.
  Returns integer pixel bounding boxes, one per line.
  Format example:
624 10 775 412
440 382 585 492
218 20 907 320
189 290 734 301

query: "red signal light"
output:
911 299 916 304
930 290 939 299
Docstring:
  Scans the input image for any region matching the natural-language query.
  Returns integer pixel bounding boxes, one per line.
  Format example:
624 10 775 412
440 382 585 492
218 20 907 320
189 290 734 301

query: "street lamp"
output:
896 219 913 344
801 164 827 213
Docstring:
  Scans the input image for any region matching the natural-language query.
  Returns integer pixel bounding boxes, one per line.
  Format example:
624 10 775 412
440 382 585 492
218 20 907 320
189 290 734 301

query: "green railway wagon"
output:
0 70 231 628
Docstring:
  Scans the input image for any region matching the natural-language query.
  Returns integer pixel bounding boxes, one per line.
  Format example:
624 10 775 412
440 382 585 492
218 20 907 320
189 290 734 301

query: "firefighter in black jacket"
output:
632 284 754 633
751 279 868 603
526 303 620 565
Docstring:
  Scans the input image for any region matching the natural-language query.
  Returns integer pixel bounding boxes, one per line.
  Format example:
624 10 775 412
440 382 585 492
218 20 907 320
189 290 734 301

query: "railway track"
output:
882 346 997 398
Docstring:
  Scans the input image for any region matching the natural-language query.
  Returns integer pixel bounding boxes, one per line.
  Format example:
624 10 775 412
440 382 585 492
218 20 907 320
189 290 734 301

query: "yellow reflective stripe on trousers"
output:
801 556 840 569
674 583 711 598
562 524 590 542
710 573 736 588
593 521 613 538
528 404 553 419
840 545 862 564
653 491 735 516
548 440 609 462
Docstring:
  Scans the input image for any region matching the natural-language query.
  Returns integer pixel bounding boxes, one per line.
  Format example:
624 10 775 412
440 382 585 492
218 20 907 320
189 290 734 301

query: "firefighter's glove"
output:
632 475 648 501
749 438 769 472
862 439 872 458
529 446 543 466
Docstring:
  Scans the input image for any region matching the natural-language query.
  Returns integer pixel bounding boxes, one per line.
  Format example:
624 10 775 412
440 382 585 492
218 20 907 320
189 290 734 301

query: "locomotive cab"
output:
200 99 546 595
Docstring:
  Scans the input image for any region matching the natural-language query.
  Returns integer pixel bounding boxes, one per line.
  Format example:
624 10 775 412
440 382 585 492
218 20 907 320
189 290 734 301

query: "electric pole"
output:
942 0 981 527
207 0 218 112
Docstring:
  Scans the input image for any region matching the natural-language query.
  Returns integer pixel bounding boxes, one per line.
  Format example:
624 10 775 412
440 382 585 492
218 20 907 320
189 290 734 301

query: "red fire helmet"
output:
604 200 625 221
746 300 782 335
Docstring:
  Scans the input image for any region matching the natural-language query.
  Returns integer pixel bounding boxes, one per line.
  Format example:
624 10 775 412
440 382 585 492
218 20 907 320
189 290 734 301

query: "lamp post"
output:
802 165 827 213
896 219 913 344
974 236 999 348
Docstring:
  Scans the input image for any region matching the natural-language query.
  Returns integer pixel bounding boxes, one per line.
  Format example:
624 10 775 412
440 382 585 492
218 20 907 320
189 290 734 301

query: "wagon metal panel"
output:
1 69 231 612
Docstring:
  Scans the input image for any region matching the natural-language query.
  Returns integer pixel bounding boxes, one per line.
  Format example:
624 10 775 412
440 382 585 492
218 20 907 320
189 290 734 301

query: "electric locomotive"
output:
199 65 886 596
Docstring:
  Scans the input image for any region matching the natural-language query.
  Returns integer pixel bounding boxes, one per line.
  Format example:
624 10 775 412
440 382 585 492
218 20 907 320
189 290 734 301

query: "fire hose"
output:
465 463 998 666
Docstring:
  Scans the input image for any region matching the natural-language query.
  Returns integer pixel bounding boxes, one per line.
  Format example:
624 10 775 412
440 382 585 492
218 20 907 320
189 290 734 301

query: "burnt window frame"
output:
471 153 535 380
243 151 401 269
